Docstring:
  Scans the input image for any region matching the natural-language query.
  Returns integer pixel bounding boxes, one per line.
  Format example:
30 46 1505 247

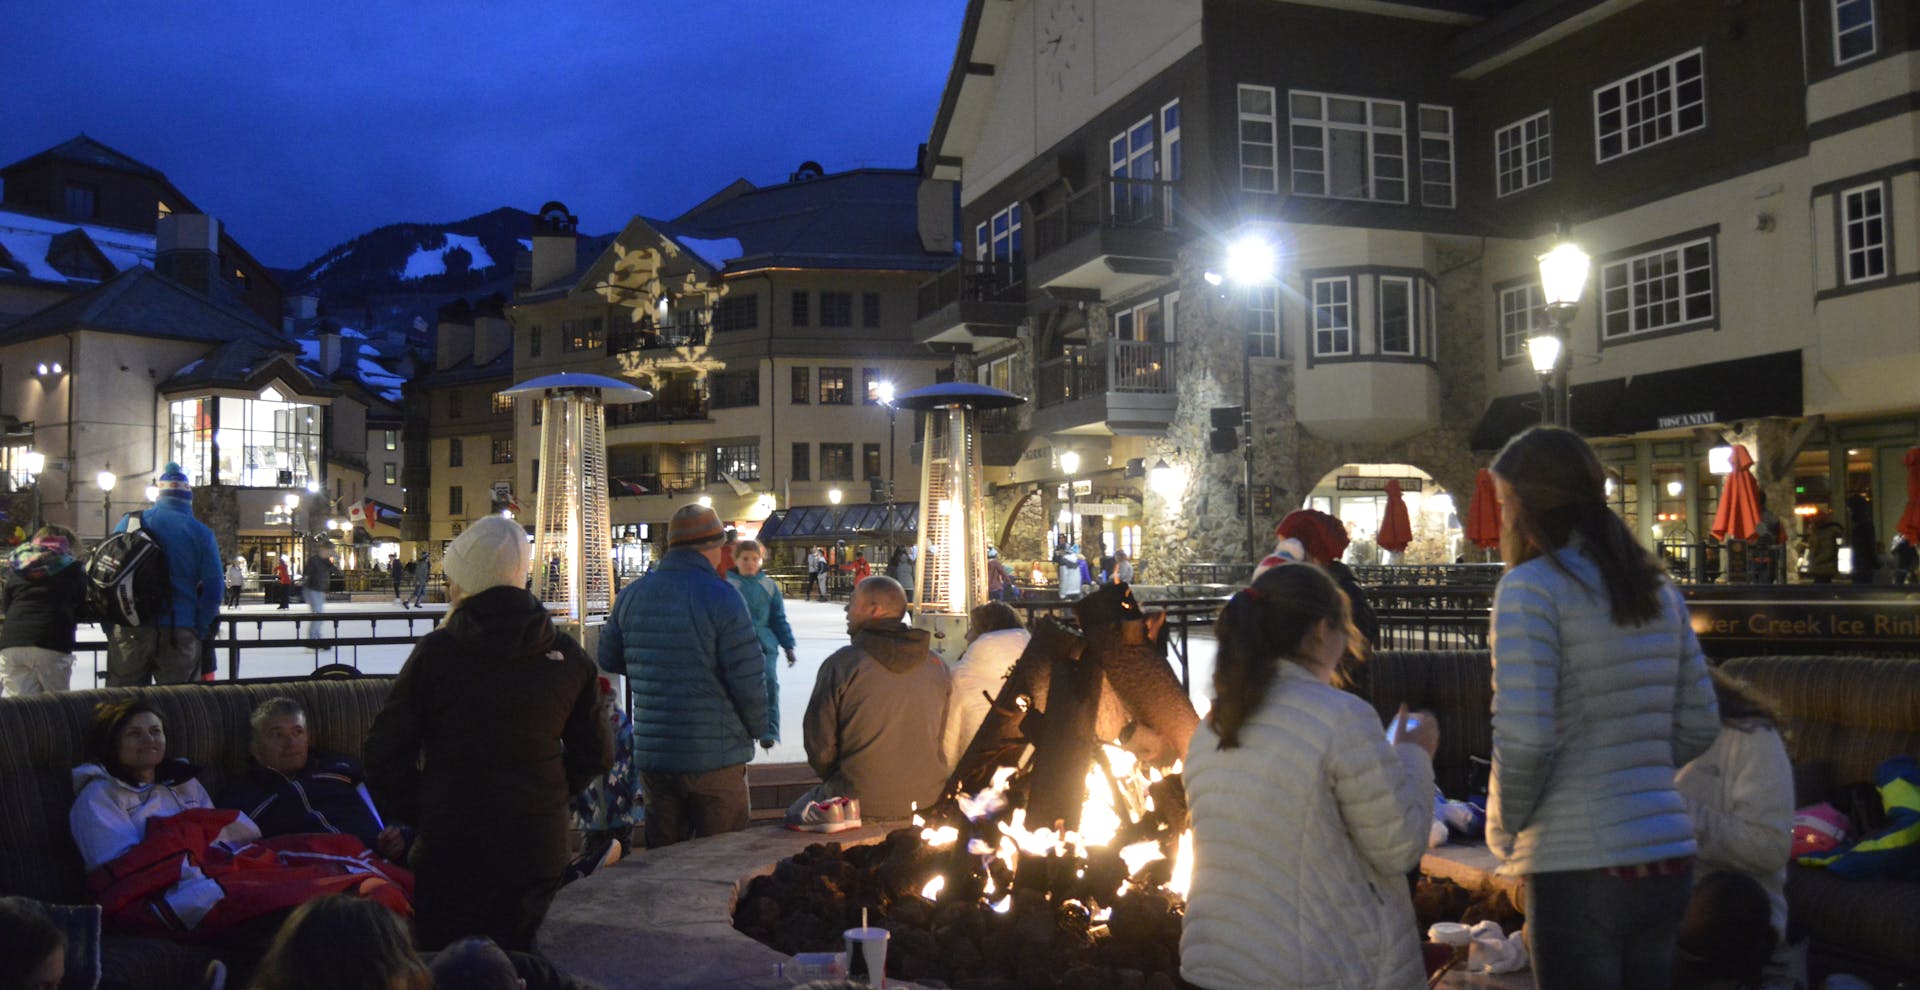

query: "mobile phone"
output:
1388 713 1421 743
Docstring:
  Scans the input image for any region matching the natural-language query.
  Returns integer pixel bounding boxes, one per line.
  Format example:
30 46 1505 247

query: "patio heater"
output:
502 372 652 623
893 382 1024 662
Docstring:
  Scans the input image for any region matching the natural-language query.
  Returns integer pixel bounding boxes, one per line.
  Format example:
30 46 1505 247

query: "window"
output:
863 368 885 405
708 370 760 409
975 353 1015 391
157 200 172 221
714 294 758 332
170 395 324 490
532 403 542 425
449 486 464 516
1498 283 1547 361
1247 285 1280 358
1834 0 1876 65
1495 111 1553 197
1378 277 1415 355
975 203 1024 265
1842 182 1888 284
791 366 810 404
448 391 463 419
491 393 512 414
862 292 881 328
1290 91 1407 203
561 317 604 352
529 326 542 357
1113 298 1165 342
1311 277 1353 356
491 437 513 464
1238 84 1279 193
1161 99 1182 223
448 438 463 467
863 443 883 480
791 442 811 481
64 183 98 219
820 443 854 481
791 291 810 326
384 463 397 485
710 443 760 483
1418 105 1455 208
1110 115 1156 222
384 429 398 451
819 292 852 328
1599 237 1715 340
1594 50 1705 162
819 367 852 405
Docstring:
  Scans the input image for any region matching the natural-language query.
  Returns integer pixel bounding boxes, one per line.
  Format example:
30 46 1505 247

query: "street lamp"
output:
1223 230 1279 560
284 491 301 567
827 488 842 506
1058 449 1081 548
1533 238 1591 428
96 470 116 542
144 484 160 503
20 450 44 532
1527 333 1562 427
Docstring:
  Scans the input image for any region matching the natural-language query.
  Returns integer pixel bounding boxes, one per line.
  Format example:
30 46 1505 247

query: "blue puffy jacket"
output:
113 498 223 636
599 548 768 774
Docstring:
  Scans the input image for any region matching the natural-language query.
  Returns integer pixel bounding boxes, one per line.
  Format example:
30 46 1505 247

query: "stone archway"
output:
1298 462 1470 565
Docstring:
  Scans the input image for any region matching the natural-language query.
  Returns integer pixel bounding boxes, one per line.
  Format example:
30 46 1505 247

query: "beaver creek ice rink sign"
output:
1685 588 1920 658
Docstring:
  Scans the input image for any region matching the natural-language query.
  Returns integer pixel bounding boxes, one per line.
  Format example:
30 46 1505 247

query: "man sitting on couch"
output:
218 697 407 860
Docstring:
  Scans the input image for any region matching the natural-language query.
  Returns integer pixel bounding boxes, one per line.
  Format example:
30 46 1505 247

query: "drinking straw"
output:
862 907 868 929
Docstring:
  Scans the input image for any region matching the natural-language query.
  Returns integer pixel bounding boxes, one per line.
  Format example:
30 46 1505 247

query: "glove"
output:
784 648 798 668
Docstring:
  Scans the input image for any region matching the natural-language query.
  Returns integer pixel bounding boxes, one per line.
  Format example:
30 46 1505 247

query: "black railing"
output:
915 257 1027 318
1007 595 1226 688
1036 340 1176 408
1031 176 1179 261
607 316 710 356
610 471 706 497
606 394 708 425
1350 564 1505 587
73 610 448 683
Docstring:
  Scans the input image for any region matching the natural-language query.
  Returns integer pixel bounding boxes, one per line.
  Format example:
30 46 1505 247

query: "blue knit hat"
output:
156 462 193 504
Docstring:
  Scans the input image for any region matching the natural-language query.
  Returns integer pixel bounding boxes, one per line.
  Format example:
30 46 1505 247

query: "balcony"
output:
610 470 706 498
1028 177 1180 300
607 315 710 357
1032 340 1177 436
911 258 1028 348
605 392 708 427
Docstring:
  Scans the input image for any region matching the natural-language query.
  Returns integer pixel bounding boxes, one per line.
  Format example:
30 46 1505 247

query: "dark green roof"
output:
0 266 284 348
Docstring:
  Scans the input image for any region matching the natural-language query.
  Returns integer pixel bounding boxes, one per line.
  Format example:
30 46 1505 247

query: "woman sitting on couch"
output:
69 700 410 943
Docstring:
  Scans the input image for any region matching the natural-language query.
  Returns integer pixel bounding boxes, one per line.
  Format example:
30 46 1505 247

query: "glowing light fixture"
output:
1707 445 1735 476
827 488 842 505
144 485 159 502
1527 333 1562 376
96 470 116 493
697 494 714 508
1537 241 1592 307
1666 479 1685 497
1223 234 1279 286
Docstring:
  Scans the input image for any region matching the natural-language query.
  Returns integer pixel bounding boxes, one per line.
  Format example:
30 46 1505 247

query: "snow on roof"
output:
356 356 406 403
0 209 155 284
674 236 744 270
398 232 495 280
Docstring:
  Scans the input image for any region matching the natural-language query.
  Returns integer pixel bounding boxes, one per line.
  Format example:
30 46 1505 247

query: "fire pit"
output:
733 586 1199 989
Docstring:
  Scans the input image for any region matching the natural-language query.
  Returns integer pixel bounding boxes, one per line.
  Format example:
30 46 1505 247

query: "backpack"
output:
86 512 171 627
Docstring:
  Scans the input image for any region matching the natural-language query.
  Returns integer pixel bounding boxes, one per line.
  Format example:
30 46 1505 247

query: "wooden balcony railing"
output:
607 315 710 356
1035 340 1175 408
1031 176 1179 261
915 257 1027 318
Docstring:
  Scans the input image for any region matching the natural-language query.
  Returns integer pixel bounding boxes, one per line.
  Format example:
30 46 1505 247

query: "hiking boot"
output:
786 796 861 833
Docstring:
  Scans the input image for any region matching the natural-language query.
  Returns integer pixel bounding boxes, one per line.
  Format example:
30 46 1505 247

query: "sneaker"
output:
787 796 862 833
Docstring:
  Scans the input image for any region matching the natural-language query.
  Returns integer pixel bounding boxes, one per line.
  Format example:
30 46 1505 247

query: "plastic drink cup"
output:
843 926 890 987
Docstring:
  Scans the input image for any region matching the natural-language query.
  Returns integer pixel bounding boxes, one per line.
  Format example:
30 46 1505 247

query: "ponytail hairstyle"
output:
1208 563 1357 749
1492 426 1664 626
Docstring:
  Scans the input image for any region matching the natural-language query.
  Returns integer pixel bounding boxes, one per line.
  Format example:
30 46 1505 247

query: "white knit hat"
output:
442 515 531 596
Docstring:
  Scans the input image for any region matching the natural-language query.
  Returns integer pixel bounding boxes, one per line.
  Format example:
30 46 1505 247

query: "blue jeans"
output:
762 649 781 744
1525 865 1693 990
304 588 327 642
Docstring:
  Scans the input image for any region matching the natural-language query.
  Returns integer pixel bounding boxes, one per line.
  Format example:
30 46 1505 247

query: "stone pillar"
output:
194 483 241 564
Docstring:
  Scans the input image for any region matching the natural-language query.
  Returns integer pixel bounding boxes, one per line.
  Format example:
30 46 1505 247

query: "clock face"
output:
1039 0 1086 95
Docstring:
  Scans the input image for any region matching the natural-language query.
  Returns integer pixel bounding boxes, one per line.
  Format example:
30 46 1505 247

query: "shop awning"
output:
1470 350 1802 451
1470 378 1627 451
755 502 918 543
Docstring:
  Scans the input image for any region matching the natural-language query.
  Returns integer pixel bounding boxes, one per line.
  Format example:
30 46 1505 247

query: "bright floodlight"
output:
1666 479 1685 497
1224 235 1279 286
1527 334 1562 376
827 488 842 505
284 492 300 508
21 450 44 476
96 470 116 492
1707 445 1735 476
305 480 320 493
144 485 159 502
876 380 896 406
697 494 714 508
1537 242 1591 307
1058 450 1081 476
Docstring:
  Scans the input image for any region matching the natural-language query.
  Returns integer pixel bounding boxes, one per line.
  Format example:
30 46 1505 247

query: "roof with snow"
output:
162 339 338 397
0 265 286 348
0 208 155 287
648 168 951 276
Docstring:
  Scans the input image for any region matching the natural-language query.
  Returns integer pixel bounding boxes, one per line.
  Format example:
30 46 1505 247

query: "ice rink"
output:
70 596 1219 767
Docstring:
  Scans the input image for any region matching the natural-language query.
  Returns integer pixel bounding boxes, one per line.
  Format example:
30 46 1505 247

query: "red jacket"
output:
275 562 291 585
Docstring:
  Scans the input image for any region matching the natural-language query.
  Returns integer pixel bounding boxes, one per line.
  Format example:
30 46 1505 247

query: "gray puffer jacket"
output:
1488 540 1720 876
802 621 951 819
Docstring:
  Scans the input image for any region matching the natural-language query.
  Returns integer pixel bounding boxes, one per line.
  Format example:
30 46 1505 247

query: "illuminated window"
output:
169 395 322 489
491 393 513 414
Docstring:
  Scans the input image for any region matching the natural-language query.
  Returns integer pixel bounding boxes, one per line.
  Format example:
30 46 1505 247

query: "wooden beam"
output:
1768 415 1824 482
964 62 995 77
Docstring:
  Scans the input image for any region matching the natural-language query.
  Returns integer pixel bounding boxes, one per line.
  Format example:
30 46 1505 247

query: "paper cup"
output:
843 926 890 987
1427 922 1472 947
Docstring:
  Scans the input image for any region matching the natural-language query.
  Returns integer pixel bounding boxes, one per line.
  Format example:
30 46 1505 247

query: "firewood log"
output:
1024 642 1103 830
944 618 1083 799
1076 584 1199 763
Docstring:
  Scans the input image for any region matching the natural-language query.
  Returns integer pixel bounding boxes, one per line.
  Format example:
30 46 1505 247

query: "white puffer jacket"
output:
1181 662 1434 990
1675 720 1794 940
1488 543 1720 876
68 763 257 872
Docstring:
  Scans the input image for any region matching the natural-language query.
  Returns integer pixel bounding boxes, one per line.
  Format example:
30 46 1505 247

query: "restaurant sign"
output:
1336 476 1424 492
1657 410 1718 429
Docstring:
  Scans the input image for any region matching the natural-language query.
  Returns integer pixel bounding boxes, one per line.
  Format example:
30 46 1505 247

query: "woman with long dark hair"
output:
1181 563 1439 990
1487 426 1720 990
251 895 428 990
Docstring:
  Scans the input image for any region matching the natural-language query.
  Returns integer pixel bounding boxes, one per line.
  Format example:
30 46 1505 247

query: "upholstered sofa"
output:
0 677 396 990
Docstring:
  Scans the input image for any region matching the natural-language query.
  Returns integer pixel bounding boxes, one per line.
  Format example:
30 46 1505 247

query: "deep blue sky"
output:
1 2 965 269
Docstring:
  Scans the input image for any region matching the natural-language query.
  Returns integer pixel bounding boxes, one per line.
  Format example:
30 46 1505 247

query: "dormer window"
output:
64 183 99 220
157 201 173 221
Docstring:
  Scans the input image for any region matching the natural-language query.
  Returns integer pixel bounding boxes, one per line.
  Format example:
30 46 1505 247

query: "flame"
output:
1167 829 1194 898
991 895 1011 914
921 875 946 900
921 825 959 848
1118 840 1165 877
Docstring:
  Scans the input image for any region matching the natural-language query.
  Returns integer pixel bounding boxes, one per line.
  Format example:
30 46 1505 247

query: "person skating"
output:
725 539 798 750
102 463 224 686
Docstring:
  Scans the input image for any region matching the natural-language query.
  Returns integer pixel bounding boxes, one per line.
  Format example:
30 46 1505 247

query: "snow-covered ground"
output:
69 599 1217 767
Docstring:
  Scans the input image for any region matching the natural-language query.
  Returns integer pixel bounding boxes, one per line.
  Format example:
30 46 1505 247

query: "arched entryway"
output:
1302 463 1467 565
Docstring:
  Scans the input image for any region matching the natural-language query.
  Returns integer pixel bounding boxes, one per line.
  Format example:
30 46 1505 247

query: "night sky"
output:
1 2 965 269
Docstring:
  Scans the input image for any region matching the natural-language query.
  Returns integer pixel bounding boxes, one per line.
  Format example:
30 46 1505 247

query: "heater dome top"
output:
890 382 1025 412
503 372 654 404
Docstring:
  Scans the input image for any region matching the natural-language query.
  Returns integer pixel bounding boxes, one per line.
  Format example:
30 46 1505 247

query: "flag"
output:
348 500 369 526
615 478 649 496
507 494 523 515
720 471 753 497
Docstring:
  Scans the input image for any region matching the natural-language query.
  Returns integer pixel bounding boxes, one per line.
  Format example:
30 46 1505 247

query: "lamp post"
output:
96 470 116 543
1223 231 1279 560
21 450 44 532
876 380 898 553
284 492 300 569
1058 449 1080 548
1527 333 1562 427
1533 238 1591 429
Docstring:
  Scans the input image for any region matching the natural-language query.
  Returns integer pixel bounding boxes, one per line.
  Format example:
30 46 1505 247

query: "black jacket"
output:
363 585 613 831
1325 560 1379 701
217 752 387 849
0 547 91 652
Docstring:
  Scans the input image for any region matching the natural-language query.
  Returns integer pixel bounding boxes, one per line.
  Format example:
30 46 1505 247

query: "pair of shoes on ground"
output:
787 796 861 833
561 830 626 884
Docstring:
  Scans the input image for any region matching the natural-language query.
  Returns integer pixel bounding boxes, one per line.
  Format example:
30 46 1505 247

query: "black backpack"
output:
86 512 171 627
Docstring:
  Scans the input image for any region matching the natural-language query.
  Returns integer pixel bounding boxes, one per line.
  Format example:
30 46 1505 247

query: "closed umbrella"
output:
1898 447 1920 545
1377 479 1413 554
1466 469 1502 550
1710 444 1762 541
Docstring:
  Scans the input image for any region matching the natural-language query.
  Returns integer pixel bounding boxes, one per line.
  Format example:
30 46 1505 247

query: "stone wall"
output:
193 483 241 562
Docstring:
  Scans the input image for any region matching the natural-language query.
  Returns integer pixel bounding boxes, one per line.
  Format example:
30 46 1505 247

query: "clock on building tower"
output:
1039 0 1087 96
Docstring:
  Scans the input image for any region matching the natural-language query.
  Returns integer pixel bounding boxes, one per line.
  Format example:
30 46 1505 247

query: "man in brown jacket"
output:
788 576 951 829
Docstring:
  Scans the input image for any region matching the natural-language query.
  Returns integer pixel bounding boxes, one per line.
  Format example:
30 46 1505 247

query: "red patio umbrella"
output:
1898 446 1920 544
1710 444 1762 541
1466 468 1502 550
1377 479 1413 554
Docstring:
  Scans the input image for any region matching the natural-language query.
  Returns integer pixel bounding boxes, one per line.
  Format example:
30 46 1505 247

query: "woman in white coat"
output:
1181 562 1439 990
1487 426 1720 990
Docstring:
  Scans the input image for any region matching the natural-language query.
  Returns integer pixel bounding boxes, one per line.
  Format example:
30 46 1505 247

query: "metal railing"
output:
606 316 710 355
1006 595 1226 689
605 394 708 425
610 470 706 497
1036 340 1176 408
915 257 1026 318
1031 176 1179 261
1351 564 1504 587
74 610 448 684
